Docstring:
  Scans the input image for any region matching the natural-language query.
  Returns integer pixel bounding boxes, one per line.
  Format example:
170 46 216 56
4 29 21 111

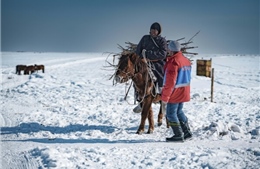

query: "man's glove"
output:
162 101 167 105
141 49 148 63
161 101 167 115
142 49 146 58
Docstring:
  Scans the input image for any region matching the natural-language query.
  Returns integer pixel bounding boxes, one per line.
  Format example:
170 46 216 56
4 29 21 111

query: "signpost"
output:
196 59 212 77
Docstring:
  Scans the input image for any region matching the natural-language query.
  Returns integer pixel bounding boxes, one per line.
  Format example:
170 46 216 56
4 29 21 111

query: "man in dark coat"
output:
133 22 167 113
136 22 167 88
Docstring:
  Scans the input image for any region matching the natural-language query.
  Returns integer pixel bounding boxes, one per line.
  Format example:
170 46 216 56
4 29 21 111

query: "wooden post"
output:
211 68 214 102
196 58 214 102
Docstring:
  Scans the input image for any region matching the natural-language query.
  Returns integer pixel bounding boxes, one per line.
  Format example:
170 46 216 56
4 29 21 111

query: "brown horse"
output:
24 65 35 75
114 52 167 134
16 65 27 75
35 64 45 73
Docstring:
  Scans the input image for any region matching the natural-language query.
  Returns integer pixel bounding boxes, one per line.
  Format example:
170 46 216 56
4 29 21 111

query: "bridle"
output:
116 54 157 104
115 54 140 83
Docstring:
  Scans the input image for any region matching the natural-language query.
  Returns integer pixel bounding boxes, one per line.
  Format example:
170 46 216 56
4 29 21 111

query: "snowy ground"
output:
1 52 259 169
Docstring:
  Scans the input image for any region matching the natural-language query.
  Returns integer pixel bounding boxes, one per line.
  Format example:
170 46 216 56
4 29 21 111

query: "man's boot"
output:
180 121 192 140
166 123 184 142
133 103 142 113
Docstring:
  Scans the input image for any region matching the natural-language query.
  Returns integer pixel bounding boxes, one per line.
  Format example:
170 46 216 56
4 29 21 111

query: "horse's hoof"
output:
147 130 154 134
136 130 144 135
158 122 162 127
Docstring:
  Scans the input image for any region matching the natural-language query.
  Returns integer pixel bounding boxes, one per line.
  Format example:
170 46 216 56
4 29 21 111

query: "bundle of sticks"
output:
117 31 200 56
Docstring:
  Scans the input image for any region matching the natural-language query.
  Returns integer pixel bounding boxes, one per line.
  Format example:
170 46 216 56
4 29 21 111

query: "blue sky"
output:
1 0 259 54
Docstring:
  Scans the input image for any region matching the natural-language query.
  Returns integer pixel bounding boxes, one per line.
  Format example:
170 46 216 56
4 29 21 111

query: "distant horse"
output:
113 52 168 134
24 65 35 75
16 65 27 75
34 64 45 73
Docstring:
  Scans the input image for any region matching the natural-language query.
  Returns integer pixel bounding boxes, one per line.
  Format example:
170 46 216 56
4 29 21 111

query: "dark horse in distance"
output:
113 52 168 134
16 64 45 75
24 65 36 75
16 65 27 75
34 64 45 73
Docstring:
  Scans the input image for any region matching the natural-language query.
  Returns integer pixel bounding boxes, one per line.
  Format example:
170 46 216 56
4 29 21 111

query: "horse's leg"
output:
147 106 154 134
24 68 27 75
136 96 153 134
157 102 163 126
136 109 148 134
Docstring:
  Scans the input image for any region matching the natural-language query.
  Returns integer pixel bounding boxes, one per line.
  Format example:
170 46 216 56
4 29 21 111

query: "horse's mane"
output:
106 43 149 82
118 52 147 74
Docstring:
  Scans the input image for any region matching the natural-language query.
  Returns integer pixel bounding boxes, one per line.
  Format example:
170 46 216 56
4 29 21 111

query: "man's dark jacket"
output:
136 35 167 87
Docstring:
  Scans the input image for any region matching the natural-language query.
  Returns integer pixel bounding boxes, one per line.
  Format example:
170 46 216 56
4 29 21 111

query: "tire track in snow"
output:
47 57 106 70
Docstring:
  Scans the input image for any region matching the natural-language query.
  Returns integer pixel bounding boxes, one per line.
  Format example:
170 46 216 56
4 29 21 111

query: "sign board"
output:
196 59 212 77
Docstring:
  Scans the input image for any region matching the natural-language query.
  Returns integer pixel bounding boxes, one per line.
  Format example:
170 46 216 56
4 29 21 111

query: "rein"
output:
124 80 133 100
132 56 157 104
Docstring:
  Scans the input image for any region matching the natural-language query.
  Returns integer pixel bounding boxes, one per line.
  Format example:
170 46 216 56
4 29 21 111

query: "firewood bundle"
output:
117 31 200 56
173 30 200 56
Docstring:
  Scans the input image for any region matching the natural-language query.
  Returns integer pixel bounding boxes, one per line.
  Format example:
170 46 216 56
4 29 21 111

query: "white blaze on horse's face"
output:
115 69 130 83
114 75 123 83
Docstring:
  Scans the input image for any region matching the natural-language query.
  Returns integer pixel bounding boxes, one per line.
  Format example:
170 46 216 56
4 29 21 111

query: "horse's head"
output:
114 52 138 83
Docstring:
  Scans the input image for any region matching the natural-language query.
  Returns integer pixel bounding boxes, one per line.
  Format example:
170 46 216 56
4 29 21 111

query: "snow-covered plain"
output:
1 52 259 169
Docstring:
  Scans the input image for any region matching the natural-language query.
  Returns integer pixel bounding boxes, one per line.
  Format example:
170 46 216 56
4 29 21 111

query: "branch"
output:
186 30 200 45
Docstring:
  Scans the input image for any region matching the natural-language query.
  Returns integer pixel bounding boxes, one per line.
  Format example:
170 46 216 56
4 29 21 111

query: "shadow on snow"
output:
1 122 162 143
1 122 118 135
2 138 158 144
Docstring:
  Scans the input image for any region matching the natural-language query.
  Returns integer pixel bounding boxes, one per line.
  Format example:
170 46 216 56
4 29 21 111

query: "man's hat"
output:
150 22 162 35
168 40 181 52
